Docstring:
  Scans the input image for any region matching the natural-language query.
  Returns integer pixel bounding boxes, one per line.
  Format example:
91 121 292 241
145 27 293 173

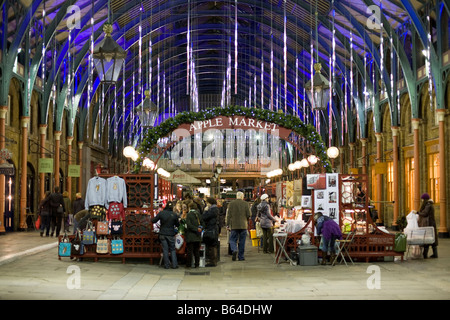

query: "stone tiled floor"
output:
0 230 449 300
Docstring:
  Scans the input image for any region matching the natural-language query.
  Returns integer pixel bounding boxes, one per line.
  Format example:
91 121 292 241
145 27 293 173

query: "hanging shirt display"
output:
85 176 107 210
106 176 128 208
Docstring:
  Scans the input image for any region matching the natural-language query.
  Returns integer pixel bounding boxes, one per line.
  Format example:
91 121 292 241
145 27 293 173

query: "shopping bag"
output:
97 220 109 235
111 238 124 254
96 237 110 254
255 222 263 238
59 234 71 257
71 230 84 255
35 216 41 229
175 233 184 250
110 220 123 235
82 220 96 245
394 233 407 252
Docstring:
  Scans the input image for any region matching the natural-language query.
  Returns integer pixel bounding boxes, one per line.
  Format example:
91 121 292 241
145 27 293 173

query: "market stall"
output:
58 174 185 264
284 174 404 262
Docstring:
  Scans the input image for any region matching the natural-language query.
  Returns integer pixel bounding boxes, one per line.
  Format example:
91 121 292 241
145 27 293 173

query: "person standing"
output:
418 193 438 258
152 202 180 269
315 212 342 265
250 197 261 230
226 191 251 261
38 191 52 237
72 193 84 216
257 194 276 254
185 202 204 268
203 197 219 267
49 186 65 237
62 191 72 232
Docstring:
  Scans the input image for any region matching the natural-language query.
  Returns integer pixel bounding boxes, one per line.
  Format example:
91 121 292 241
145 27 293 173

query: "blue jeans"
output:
229 229 247 260
322 236 337 254
159 234 178 268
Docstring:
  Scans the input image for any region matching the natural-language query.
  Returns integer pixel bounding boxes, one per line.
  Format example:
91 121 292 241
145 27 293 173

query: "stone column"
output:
391 127 400 228
375 132 383 223
349 143 355 169
0 106 7 234
54 131 62 188
66 137 73 197
19 117 30 230
339 147 345 173
39 125 47 201
412 119 421 211
437 110 448 237
78 142 83 194
361 139 367 175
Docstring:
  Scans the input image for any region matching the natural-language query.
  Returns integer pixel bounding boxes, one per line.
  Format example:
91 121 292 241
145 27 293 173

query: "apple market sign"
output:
170 116 294 171
184 116 281 134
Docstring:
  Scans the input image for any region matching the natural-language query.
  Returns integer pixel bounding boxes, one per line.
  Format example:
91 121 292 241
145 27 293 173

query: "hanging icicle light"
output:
93 23 127 84
304 3 330 112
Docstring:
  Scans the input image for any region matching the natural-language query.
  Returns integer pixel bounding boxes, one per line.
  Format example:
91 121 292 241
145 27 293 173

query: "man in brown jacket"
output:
226 191 251 261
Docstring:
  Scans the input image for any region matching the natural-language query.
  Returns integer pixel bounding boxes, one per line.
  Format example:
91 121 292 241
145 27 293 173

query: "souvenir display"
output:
111 238 124 255
59 233 71 257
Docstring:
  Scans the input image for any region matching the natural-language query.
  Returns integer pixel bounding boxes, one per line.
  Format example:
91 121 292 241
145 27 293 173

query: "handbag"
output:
97 220 109 235
57 204 64 214
82 220 96 245
59 233 71 257
96 237 110 254
71 230 84 255
90 205 106 220
35 216 41 230
110 220 123 235
111 238 124 254
202 228 217 244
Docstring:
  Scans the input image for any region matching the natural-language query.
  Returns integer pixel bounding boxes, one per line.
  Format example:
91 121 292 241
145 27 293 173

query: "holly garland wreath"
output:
135 105 332 173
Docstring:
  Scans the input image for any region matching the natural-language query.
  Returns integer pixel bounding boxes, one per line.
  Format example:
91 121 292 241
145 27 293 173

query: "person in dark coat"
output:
418 193 438 258
38 191 52 237
250 197 261 230
203 197 219 267
152 201 180 269
185 202 204 268
257 194 276 253
315 212 342 265
72 193 84 216
49 186 66 237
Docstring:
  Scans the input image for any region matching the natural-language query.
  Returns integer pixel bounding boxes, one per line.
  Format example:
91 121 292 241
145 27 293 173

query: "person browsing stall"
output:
152 202 180 269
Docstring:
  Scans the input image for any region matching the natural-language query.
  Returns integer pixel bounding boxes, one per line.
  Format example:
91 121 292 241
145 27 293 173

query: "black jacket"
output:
49 192 65 214
203 205 219 231
72 198 84 215
152 209 180 237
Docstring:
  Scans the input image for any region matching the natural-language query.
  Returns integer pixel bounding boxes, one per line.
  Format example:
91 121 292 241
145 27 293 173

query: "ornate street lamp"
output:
93 23 127 84
304 0 330 111
305 62 330 111
139 90 158 127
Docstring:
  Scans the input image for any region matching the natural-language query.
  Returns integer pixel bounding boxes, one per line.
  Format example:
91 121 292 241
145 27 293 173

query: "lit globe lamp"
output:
327 146 340 171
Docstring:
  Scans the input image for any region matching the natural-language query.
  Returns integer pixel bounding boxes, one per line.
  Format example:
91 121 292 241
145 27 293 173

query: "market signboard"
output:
39 158 53 173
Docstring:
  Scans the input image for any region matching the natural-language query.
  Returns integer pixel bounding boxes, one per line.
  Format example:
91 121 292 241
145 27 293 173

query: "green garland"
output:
137 105 332 173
